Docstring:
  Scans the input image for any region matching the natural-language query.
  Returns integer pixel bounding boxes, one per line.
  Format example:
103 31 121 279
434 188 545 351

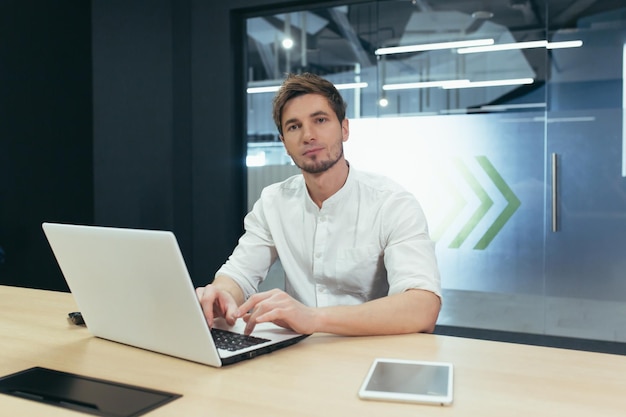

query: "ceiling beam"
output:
552 0 597 26
327 7 372 67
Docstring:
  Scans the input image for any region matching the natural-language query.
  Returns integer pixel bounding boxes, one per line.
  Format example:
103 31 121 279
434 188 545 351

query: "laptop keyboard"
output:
211 328 271 351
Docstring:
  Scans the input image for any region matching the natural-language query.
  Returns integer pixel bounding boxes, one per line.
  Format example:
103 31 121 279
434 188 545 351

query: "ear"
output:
341 118 350 142
279 135 290 155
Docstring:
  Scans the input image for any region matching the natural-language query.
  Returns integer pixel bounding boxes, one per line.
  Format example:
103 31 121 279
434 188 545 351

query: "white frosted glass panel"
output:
346 115 544 295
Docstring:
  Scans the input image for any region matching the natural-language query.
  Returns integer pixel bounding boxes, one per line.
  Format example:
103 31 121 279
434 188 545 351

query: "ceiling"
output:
246 0 626 81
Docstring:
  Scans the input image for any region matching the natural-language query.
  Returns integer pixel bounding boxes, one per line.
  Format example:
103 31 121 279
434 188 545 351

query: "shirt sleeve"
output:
214 196 278 300
382 190 442 299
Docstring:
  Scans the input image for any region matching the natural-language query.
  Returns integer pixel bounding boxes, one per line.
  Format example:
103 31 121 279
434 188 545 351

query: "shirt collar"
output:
314 161 353 209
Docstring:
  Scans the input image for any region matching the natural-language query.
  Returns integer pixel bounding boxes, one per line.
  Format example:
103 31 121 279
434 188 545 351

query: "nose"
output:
301 122 315 143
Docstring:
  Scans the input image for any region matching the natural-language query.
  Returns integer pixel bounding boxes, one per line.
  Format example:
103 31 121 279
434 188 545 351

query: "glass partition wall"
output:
244 0 626 344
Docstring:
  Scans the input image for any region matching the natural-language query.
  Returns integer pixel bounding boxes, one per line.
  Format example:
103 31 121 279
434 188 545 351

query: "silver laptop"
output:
42 222 308 367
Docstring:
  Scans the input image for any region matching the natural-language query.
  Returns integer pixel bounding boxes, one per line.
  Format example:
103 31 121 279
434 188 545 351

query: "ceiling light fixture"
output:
334 82 368 90
457 39 582 54
546 40 583 49
247 85 281 94
282 38 294 49
471 11 494 19
247 82 368 94
383 79 471 90
382 78 534 91
442 78 534 89
458 40 546 53
375 38 494 56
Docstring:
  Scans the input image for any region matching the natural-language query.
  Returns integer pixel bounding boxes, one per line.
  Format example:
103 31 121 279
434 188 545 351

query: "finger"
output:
244 309 294 334
222 297 239 325
195 287 206 302
196 287 214 327
242 302 270 335
198 288 216 327
237 292 273 318
243 313 257 335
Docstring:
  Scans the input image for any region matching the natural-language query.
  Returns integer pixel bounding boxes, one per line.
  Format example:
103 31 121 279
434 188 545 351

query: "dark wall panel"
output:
0 0 93 290
92 1 176 229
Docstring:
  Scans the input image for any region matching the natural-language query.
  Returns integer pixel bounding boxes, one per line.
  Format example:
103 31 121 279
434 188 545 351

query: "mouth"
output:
302 147 324 156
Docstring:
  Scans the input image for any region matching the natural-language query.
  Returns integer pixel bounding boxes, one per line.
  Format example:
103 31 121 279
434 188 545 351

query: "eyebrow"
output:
282 110 331 128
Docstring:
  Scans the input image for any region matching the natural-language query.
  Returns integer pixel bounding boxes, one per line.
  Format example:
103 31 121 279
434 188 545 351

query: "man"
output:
197 73 441 336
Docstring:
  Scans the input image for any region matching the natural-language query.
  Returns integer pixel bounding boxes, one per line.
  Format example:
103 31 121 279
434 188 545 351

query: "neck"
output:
303 159 350 208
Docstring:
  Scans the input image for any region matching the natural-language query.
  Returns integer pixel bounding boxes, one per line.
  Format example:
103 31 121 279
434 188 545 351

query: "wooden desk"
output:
1 285 625 416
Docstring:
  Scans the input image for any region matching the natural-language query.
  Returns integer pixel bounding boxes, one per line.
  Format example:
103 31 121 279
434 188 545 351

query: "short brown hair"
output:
272 73 347 136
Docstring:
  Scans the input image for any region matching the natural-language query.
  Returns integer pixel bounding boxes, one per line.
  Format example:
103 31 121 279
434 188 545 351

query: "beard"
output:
294 142 344 174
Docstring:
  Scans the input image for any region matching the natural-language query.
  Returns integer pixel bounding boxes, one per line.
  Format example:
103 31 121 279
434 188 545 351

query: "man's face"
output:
280 93 349 174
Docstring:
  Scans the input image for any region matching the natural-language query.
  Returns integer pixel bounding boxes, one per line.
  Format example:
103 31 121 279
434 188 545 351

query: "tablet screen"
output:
358 359 453 405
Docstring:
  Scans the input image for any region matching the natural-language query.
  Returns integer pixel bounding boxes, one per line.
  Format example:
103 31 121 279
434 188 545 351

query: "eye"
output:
286 123 300 132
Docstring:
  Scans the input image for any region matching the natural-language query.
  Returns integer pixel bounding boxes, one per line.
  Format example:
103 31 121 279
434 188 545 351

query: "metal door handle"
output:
551 153 558 232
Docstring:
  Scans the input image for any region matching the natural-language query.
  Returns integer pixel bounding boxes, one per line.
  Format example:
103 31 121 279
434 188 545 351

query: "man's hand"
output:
199 277 440 337
196 280 241 328
237 288 318 335
239 288 440 336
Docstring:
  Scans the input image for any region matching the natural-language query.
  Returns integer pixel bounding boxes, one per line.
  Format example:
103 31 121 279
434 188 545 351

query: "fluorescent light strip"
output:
334 82 368 90
442 78 534 89
247 82 368 94
458 39 583 54
247 85 281 94
383 78 533 91
375 38 494 56
547 40 583 49
383 79 470 90
458 40 547 54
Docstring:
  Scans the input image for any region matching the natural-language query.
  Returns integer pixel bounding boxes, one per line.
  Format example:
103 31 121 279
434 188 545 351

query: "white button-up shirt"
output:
216 167 441 307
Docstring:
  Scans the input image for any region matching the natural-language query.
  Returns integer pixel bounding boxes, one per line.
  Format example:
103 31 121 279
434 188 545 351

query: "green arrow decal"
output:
449 158 493 248
472 156 521 249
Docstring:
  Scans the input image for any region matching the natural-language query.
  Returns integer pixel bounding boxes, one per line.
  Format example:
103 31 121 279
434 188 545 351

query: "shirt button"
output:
315 253 322 259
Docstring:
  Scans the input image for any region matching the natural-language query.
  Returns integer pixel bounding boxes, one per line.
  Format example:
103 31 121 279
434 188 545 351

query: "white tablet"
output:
358 358 454 406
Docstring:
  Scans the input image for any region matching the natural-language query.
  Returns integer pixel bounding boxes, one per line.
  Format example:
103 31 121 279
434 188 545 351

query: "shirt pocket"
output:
334 244 386 299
